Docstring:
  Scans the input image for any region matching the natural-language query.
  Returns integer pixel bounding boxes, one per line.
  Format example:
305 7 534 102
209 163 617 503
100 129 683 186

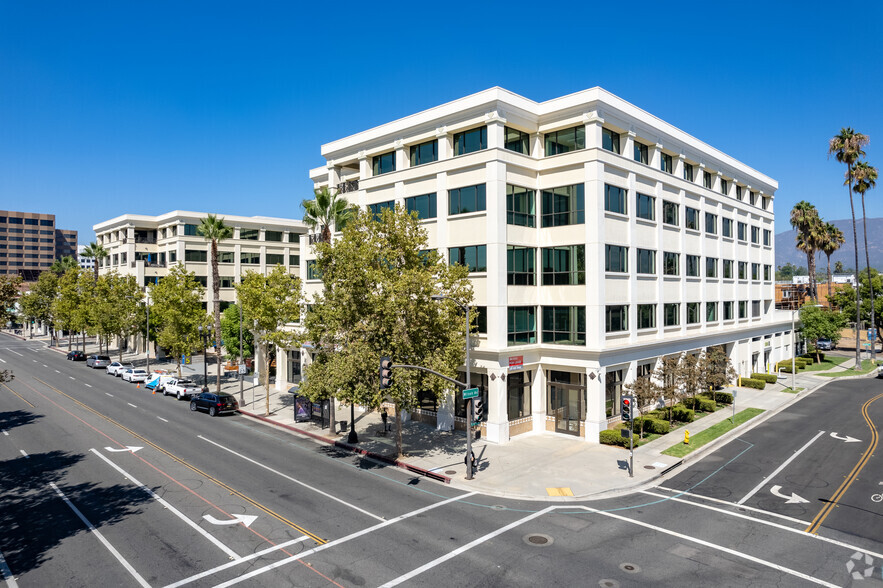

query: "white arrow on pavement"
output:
770 485 810 504
104 446 143 453
830 432 862 443
203 513 258 527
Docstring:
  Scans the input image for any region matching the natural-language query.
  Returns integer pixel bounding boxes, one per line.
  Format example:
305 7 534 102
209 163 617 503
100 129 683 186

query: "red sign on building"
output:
508 356 523 371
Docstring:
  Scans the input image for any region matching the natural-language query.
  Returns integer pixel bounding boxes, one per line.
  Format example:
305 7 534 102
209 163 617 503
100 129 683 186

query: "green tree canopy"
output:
220 303 254 361
198 214 233 392
150 264 210 376
0 274 23 325
52 268 92 350
799 304 848 360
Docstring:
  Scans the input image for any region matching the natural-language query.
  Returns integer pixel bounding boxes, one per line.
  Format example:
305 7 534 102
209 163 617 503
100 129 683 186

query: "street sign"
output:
620 429 632 438
869 329 877 340
238 364 248 375
508 356 523 371
463 387 479 399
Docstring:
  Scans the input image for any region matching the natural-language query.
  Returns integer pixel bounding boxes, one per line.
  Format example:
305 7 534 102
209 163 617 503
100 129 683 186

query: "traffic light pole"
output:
629 427 634 478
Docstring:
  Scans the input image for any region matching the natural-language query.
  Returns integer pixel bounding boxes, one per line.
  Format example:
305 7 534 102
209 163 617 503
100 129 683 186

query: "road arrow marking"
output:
104 446 143 453
830 432 862 443
203 513 257 527
770 485 809 504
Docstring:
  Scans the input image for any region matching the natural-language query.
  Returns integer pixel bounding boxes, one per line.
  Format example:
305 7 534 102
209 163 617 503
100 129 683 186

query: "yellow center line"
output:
805 392 882 534
32 377 326 545
2 381 36 408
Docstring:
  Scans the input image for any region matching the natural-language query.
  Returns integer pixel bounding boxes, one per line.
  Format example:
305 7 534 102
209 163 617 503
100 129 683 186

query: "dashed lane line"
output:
54 370 60 373
42 364 47 368
84 384 92 388
4 349 23 357
69 376 75 380
19 450 29 459
0 358 6 363
157 417 169 423
737 430 826 505
106 393 113 397
2 430 8 436
127 403 137 408
0 547 18 588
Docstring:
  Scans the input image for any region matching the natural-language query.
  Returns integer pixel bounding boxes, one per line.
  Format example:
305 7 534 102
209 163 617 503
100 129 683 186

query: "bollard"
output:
684 429 690 444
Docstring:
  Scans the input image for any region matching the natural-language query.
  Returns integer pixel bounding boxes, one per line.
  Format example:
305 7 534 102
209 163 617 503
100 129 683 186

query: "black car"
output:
190 392 239 417
66 350 86 361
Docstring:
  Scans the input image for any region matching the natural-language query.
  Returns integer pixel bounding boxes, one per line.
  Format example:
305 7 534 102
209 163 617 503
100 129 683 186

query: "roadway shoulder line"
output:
48 482 151 588
1 383 35 408
655 486 810 525
737 430 826 505
0 547 17 588
198 435 385 522
90 448 240 560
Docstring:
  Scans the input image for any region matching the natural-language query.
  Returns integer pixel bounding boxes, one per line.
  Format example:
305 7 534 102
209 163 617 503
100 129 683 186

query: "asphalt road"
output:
2 333 882 587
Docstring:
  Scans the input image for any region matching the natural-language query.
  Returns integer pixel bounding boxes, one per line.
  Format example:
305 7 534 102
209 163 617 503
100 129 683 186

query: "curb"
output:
237 409 452 484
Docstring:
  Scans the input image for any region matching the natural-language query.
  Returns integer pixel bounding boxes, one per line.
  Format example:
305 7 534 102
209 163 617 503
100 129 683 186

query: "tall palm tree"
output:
50 256 78 276
853 160 879 356
302 186 356 243
197 214 233 393
820 222 845 305
81 242 108 282
790 201 822 301
829 128 869 366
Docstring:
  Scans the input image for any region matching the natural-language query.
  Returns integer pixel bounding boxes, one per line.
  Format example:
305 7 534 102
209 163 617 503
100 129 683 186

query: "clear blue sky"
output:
2 1 881 244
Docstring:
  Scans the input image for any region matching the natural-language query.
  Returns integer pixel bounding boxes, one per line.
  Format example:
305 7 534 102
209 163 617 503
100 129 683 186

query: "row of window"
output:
0 217 54 226
104 250 301 267
604 300 765 333
102 226 292 244
604 247 772 280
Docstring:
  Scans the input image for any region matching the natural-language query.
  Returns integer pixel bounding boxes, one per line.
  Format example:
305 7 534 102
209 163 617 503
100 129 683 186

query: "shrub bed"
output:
741 377 766 390
702 391 734 405
631 417 671 435
751 373 778 384
672 405 695 423
682 397 717 412
600 429 628 447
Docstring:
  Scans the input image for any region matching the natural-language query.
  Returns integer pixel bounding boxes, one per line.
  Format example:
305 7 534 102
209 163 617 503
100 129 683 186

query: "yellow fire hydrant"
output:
684 430 690 444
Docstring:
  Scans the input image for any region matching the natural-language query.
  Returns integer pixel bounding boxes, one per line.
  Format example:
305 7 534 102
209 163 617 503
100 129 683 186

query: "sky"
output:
2 1 882 245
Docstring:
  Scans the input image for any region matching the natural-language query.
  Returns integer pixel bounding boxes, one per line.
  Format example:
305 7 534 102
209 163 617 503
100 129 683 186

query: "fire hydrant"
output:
684 430 690 444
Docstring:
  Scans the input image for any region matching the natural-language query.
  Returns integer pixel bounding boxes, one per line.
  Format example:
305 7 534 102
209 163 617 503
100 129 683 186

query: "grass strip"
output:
817 359 878 378
661 408 765 458
802 356 848 372
780 387 804 394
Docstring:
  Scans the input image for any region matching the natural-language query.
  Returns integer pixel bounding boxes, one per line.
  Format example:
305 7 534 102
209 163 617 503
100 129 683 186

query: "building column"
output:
624 131 636 161
275 345 286 392
584 364 605 443
485 367 509 443
531 364 547 433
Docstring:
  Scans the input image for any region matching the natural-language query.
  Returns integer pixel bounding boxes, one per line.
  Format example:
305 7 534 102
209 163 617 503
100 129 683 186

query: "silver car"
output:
86 355 112 369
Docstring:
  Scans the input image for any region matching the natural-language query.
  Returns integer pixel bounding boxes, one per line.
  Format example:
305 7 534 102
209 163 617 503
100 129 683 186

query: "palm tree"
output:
302 186 356 243
820 223 845 306
829 128 869 366
197 214 233 393
853 161 879 356
790 201 822 301
81 242 108 282
50 256 78 276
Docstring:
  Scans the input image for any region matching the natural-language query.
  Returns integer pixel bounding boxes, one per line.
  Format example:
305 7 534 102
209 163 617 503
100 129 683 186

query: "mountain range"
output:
775 217 883 271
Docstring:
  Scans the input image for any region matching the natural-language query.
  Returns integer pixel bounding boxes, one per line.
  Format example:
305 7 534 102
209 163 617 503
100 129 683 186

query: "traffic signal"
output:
379 357 393 390
621 395 633 422
473 397 484 423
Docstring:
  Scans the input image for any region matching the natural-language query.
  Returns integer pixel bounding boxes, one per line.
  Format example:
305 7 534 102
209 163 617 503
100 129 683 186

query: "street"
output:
2 333 883 587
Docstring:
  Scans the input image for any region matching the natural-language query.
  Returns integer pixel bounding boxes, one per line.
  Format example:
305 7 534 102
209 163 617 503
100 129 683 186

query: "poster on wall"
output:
294 396 311 422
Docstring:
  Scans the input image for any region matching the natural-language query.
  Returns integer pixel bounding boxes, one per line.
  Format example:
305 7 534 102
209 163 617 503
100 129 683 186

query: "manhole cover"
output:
445 470 457 475
599 581 620 588
522 533 553 547
491 505 506 510
619 562 641 574
644 465 655 469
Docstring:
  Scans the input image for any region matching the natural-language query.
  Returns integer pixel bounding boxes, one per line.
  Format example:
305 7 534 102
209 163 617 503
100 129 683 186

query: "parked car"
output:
163 378 202 400
190 392 239 416
86 355 112 369
816 338 834 351
878 364 883 378
121 369 148 383
145 372 174 392
106 362 134 376
66 350 86 361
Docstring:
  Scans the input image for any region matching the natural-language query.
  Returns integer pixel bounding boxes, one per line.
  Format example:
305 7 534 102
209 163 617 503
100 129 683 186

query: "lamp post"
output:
431 294 474 480
239 302 244 404
144 288 151 376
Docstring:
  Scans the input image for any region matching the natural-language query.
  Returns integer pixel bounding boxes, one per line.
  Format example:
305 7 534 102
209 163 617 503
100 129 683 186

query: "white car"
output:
121 369 148 383
163 378 203 400
106 362 134 376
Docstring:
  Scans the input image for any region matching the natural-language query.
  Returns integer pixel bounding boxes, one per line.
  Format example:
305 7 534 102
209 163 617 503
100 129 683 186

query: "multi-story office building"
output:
307 87 790 445
0 210 77 281
77 244 95 271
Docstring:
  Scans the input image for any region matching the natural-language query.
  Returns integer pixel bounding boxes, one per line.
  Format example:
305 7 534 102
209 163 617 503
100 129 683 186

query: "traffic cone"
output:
137 383 140 389
152 388 155 395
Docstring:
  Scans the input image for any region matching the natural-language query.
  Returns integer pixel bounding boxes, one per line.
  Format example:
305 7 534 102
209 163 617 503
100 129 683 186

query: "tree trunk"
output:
119 334 124 362
826 253 833 306
860 194 876 362
395 402 403 458
329 397 336 435
212 238 222 393
264 342 271 417
848 177 862 367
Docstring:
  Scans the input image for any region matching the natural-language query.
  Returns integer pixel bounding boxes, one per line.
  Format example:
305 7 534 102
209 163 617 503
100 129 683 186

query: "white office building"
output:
77 244 94 271
307 87 791 444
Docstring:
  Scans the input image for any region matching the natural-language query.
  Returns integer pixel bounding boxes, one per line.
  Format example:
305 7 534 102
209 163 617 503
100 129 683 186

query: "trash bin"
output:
339 420 348 431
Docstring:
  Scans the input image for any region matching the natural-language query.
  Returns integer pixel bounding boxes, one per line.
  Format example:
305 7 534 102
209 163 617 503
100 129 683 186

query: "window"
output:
706 257 718 278
723 301 734 320
661 153 673 174
449 184 486 215
508 370 533 418
707 301 718 322
687 302 701 324
636 249 655 274
194 276 207 287
685 207 699 230
542 245 585 285
542 306 586 345
762 196 770 210
112 254 118 265
636 193 655 221
686 254 700 277
240 252 260 265
605 305 628 332
504 127 530 154
184 249 207 262
545 125 585 156
739 300 748 318
508 306 536 345
737 222 747 241
605 245 628 272
752 263 760 280
410 140 438 166
736 186 743 200
663 201 679 225
605 369 624 417
604 184 627 215
541 184 584 227
602 128 620 154
637 304 656 329
372 151 396 175
752 300 761 317
307 260 321 280
289 254 300 266
265 230 283 242
507 185 535 227
738 261 747 279
664 303 680 326
683 163 694 182
218 251 234 263
720 179 729 195
24 218 37 225
750 192 758 206
704 170 714 190
634 142 649 164
219 277 234 288
751 226 760 244
453 127 487 156
184 224 198 236
663 251 679 275
723 259 733 279
169 251 177 263
240 228 259 240
406 193 437 220
368 200 395 220
507 246 535 285
449 245 487 272
722 218 733 238
764 264 772 281
763 229 771 246
705 213 717 234
266 253 284 266
474 306 488 333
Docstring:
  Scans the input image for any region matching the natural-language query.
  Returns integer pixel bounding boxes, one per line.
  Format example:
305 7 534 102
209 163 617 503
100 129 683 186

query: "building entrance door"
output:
548 382 583 435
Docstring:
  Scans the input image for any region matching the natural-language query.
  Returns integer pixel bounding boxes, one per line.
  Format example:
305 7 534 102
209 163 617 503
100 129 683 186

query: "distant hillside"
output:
776 217 883 271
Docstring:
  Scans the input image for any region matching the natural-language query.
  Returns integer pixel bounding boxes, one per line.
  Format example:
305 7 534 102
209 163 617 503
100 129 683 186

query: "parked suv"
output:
86 355 112 369
816 338 834 351
66 350 86 361
190 392 239 417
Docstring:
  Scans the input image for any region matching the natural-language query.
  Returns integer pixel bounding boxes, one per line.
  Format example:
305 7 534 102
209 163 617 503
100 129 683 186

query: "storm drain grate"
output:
523 533 553 547
445 470 457 475
619 563 641 574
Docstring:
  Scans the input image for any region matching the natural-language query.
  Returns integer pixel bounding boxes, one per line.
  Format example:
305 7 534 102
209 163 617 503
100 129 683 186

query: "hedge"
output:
600 429 628 447
741 377 766 390
751 373 778 384
682 397 717 412
802 352 825 362
702 391 734 405
631 417 671 435
779 364 793 373
672 405 695 423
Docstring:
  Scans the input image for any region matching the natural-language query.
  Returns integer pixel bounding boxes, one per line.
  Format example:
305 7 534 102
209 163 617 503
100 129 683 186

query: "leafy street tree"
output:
81 242 109 282
829 269 883 349
622 374 659 439
819 223 845 305
677 353 706 407
776 263 807 281
236 265 302 416
653 355 682 426
89 273 143 361
829 127 870 366
301 186 357 244
799 305 848 362
852 160 878 359
0 274 23 327
52 268 91 351
790 201 823 301
703 345 737 403
299 207 472 457
19 272 58 343
220 303 254 361
50 256 78 276
150 264 210 377
197 214 233 392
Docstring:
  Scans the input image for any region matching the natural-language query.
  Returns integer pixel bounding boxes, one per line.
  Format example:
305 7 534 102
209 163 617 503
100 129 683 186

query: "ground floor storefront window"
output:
605 369 624 417
547 370 585 435
507 370 532 419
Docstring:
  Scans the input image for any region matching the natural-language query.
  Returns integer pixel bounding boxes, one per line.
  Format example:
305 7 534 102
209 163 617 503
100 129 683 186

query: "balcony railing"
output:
134 236 157 244
337 179 359 194
308 233 323 245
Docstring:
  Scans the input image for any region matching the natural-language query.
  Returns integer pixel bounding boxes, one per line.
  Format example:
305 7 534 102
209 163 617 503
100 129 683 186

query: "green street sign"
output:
463 387 479 399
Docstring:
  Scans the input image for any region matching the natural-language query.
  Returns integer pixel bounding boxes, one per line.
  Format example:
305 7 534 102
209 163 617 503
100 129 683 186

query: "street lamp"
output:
239 301 244 404
431 294 474 480
144 288 151 376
